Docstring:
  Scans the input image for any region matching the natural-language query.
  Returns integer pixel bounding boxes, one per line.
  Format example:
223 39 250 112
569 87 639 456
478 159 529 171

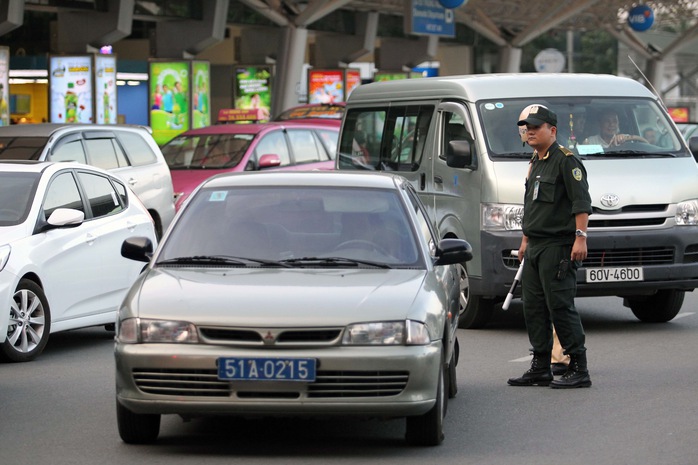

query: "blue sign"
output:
627 5 654 32
439 0 466 8
405 0 456 38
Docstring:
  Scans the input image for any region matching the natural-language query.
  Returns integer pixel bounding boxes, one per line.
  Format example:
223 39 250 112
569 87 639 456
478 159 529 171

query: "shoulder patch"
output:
560 146 574 156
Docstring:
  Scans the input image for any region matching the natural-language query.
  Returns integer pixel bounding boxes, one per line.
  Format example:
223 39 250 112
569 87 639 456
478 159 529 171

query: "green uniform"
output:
521 142 592 357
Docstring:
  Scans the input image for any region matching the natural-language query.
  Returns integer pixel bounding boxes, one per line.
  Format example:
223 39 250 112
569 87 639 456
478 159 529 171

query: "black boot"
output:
550 353 592 389
508 353 553 386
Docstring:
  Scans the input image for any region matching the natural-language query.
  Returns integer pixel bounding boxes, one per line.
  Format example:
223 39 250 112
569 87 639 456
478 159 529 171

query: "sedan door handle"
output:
85 233 96 245
128 178 138 186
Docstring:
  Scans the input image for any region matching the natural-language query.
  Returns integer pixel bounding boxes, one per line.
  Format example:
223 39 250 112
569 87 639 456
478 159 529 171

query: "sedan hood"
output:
132 267 428 326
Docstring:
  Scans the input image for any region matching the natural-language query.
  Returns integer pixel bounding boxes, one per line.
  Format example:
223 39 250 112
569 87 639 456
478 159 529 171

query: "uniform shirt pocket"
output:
533 176 556 203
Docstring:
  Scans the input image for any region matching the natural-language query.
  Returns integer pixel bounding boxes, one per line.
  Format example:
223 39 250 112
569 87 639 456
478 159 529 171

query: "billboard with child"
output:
149 61 191 145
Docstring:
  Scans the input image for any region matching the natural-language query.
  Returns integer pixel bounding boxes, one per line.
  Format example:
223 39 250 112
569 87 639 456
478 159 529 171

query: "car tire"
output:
1 279 51 362
405 355 445 446
117 400 161 444
626 289 685 323
447 338 459 399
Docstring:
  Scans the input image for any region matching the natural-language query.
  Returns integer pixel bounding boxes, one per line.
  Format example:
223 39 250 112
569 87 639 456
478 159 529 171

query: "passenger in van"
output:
509 104 593 389
583 109 648 148
642 127 658 145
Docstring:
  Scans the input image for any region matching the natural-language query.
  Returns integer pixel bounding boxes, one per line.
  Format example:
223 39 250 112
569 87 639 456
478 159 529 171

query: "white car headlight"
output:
0 244 10 272
676 200 698 225
118 318 199 343
482 203 524 231
342 320 430 346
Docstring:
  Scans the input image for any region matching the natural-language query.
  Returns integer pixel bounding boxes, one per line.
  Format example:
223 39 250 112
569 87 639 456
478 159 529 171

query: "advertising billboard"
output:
49 55 94 123
192 61 211 129
308 69 344 104
149 61 191 145
95 54 117 124
0 46 9 126
233 65 272 120
345 68 362 99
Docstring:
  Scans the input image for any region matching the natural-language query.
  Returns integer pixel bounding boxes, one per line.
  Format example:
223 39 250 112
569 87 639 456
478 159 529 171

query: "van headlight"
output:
118 318 199 343
676 200 698 225
482 204 524 231
342 320 430 345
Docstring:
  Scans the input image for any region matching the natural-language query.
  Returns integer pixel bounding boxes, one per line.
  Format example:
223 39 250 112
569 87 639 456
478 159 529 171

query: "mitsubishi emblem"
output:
263 331 277 344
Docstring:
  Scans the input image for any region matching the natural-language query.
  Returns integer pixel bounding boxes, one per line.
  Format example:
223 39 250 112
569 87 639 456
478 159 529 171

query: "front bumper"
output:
115 341 441 418
472 227 698 299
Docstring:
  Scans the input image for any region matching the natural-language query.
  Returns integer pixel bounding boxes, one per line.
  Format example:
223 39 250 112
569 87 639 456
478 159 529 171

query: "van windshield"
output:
479 97 688 159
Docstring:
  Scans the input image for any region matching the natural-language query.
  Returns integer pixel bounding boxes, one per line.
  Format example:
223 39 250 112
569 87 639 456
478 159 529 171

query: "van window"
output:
85 138 126 170
338 105 434 171
51 139 87 164
478 97 687 159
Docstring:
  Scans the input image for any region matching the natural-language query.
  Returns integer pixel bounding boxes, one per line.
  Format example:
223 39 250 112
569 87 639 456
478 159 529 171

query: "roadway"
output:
1 292 696 465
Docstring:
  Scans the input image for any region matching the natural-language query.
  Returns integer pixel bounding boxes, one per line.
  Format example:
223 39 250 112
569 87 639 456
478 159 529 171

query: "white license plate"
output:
586 267 643 283
217 357 316 382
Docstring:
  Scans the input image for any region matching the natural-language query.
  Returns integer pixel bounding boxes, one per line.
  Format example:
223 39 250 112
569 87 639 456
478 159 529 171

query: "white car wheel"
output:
1 279 50 363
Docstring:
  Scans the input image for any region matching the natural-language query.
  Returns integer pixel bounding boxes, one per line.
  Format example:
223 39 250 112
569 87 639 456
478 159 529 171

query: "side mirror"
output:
258 153 282 169
434 238 473 266
121 236 154 263
36 207 84 233
446 140 475 169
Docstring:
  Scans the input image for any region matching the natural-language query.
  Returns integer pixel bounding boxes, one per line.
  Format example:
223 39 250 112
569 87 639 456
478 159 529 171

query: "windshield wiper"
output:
157 255 291 267
279 256 392 269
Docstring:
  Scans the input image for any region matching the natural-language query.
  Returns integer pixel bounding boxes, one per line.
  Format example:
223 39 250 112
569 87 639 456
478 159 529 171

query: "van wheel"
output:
626 290 684 323
457 265 494 328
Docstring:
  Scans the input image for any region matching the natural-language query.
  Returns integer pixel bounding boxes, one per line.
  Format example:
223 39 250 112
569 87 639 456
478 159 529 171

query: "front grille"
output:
133 368 230 397
584 247 674 267
307 370 409 398
685 244 698 264
588 217 666 227
198 327 343 345
132 369 409 399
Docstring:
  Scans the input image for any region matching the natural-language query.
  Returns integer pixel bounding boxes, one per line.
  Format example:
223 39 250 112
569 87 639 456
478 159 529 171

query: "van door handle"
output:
128 178 138 186
434 176 443 184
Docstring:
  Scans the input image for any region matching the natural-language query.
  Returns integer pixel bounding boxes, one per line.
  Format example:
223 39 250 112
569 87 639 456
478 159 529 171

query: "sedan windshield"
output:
161 133 254 169
0 172 40 226
158 185 423 268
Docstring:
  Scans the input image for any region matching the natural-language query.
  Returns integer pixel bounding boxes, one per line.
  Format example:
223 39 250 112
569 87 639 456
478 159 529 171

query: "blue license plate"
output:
217 357 316 382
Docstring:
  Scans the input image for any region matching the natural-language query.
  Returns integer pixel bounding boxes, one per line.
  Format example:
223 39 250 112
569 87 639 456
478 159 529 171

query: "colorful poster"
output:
668 107 690 123
374 72 409 82
49 55 94 123
0 47 9 126
233 66 272 120
345 69 361 99
308 69 344 104
95 54 117 124
192 61 210 129
149 61 190 145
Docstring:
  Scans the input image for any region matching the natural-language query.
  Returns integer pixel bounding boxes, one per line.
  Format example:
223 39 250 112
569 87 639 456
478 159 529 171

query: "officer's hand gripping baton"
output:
502 259 523 311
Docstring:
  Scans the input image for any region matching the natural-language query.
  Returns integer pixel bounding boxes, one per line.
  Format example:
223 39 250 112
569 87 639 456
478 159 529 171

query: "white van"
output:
337 73 698 328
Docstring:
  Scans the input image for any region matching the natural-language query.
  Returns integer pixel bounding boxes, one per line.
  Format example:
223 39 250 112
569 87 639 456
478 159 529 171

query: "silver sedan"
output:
115 170 472 446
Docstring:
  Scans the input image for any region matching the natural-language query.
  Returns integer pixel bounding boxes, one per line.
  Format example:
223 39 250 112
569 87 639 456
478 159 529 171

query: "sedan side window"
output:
254 132 290 167
43 172 84 220
77 172 124 218
287 129 322 164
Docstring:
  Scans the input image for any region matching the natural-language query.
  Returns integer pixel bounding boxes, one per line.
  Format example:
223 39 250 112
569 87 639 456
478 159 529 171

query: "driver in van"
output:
583 109 648 148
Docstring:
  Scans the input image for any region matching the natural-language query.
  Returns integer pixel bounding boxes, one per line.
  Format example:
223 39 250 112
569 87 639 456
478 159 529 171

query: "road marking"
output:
510 355 533 363
673 312 695 320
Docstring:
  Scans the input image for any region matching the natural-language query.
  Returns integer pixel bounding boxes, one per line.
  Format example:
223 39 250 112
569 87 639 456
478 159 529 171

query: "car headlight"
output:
482 203 524 231
118 318 199 343
0 244 10 272
342 320 430 346
676 200 698 225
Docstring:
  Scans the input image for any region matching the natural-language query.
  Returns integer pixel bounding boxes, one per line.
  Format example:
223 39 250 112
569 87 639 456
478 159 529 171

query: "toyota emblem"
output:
600 193 620 208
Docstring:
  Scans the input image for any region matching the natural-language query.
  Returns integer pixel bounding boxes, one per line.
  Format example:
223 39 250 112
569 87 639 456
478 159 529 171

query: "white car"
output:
115 170 472 446
0 124 175 238
0 161 157 362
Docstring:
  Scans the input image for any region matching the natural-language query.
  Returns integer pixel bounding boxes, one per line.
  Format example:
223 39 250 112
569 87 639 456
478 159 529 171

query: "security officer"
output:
508 104 593 389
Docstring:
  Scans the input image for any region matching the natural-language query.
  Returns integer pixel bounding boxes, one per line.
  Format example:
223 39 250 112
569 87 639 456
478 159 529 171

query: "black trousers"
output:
521 241 587 357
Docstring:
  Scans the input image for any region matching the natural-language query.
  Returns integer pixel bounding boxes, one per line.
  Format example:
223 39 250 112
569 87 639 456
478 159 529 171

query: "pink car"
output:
161 119 339 210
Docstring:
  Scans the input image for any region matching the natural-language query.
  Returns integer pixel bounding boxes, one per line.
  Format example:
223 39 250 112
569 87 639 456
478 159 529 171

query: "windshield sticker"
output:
495 102 504 109
484 103 495 110
209 191 228 202
577 144 603 155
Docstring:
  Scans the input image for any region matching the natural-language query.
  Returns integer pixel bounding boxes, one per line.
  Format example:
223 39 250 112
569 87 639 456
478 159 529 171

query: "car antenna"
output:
628 54 667 111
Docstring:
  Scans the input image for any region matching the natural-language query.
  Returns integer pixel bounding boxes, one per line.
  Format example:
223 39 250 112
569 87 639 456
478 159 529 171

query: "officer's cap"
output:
517 104 557 127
